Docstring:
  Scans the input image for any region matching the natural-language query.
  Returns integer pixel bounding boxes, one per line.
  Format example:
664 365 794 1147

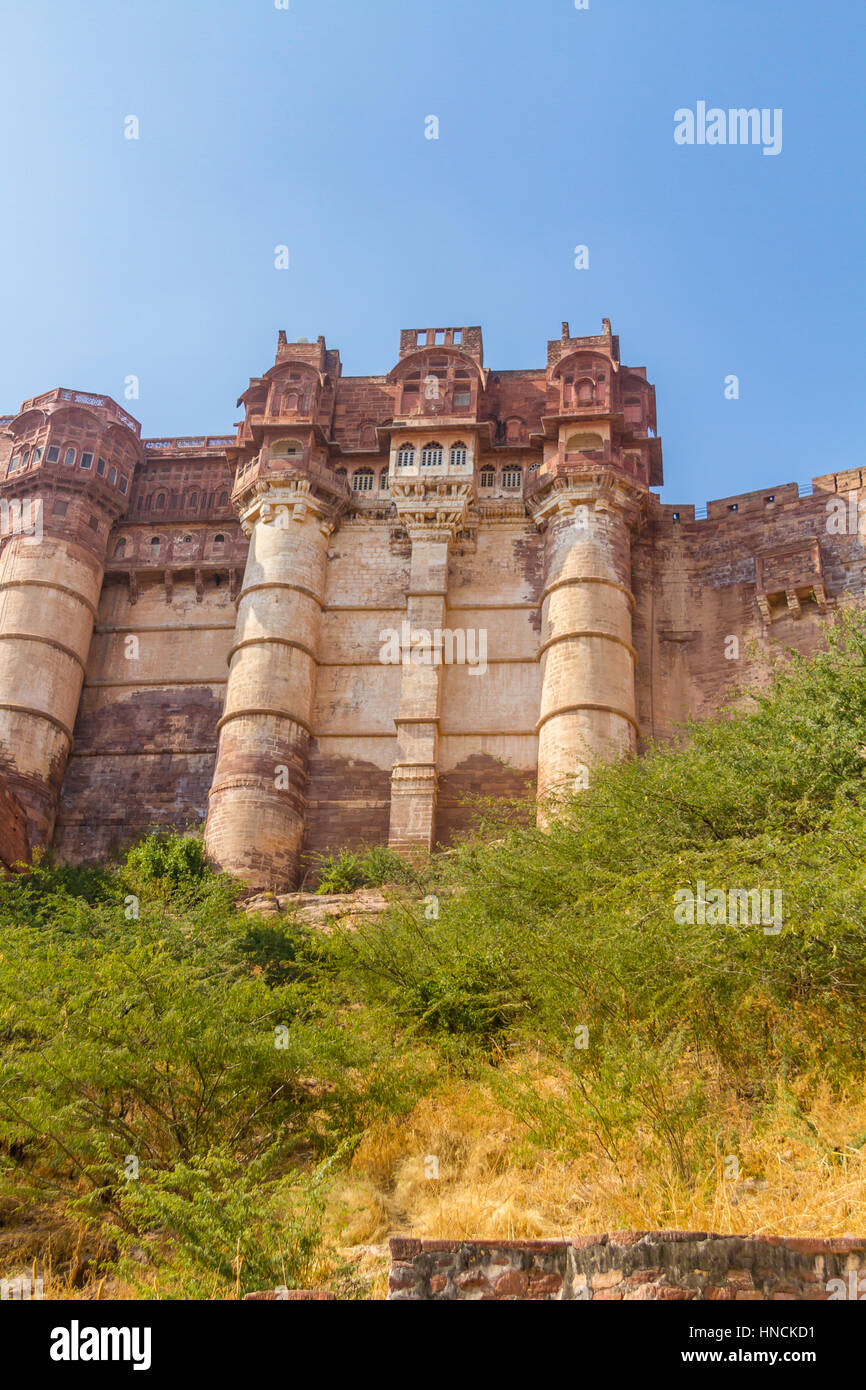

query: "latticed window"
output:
450 442 468 467
352 468 374 492
396 444 415 468
502 467 523 489
421 442 443 467
479 468 495 487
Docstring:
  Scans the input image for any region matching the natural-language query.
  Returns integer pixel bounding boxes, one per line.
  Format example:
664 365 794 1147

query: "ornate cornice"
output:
391 477 474 543
237 475 346 538
527 464 648 533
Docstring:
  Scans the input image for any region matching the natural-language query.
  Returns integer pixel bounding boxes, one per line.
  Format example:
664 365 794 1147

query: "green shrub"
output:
114 1147 325 1298
313 843 424 893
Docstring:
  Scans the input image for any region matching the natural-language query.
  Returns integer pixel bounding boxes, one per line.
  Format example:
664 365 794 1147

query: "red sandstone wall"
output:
389 1232 866 1301
0 763 29 869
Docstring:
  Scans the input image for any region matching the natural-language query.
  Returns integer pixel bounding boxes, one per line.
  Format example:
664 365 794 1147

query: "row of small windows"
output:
7 444 128 494
395 442 469 469
113 533 227 558
139 489 230 512
340 463 526 493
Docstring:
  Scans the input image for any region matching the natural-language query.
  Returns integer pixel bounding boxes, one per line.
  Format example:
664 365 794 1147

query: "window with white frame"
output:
352 468 374 492
450 442 468 467
502 467 523 489
479 467 495 487
421 441 443 467
396 444 415 468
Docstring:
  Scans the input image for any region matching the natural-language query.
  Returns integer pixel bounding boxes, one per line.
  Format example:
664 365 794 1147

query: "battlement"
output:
399 326 484 363
13 388 141 436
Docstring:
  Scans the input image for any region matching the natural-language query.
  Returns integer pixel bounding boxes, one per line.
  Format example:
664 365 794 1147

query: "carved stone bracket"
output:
391 477 474 543
239 476 345 538
755 540 828 623
527 466 648 533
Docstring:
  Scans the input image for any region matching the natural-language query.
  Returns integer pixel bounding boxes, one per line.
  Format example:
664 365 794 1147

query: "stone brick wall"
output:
0 763 29 869
388 1232 866 1301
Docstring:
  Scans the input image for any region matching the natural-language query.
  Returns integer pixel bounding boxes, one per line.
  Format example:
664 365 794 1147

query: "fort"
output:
0 318 862 888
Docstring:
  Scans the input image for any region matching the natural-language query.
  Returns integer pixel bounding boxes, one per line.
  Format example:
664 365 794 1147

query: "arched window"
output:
213 533 225 549
182 534 193 544
396 444 415 468
577 379 594 405
284 392 300 412
108 465 117 486
270 438 303 460
502 467 523 489
154 492 166 510
565 432 604 453
421 441 443 467
506 418 524 443
217 490 228 507
479 468 495 488
379 469 390 491
150 537 161 553
450 442 468 467
188 491 199 509
352 468 374 492
113 539 127 558
63 447 76 466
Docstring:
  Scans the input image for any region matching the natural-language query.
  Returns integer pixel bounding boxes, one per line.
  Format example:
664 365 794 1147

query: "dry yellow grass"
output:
326 1070 866 1251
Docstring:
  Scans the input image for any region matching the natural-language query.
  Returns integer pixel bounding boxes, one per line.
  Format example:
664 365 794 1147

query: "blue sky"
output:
0 0 863 505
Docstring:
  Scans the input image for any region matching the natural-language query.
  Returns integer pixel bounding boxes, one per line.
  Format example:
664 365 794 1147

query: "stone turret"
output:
203 337 348 889
528 322 661 814
0 389 140 849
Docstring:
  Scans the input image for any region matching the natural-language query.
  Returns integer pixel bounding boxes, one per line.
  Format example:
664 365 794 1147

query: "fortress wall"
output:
633 483 866 747
301 518 545 857
301 520 405 863
0 764 29 869
436 522 542 840
53 572 236 861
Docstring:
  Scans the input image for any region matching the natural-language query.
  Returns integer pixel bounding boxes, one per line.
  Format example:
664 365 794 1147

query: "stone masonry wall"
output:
0 763 29 869
388 1232 866 1301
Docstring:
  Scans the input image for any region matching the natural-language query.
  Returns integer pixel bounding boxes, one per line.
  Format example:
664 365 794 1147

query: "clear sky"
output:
0 0 863 505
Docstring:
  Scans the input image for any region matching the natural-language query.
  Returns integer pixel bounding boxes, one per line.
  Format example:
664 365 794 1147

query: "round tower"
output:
533 473 643 811
0 390 140 848
529 321 660 816
204 336 347 889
